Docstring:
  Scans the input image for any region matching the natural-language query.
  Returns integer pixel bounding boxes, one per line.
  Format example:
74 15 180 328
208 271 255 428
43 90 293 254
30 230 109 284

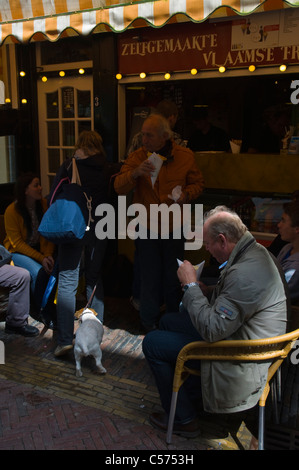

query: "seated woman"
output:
277 200 299 305
4 173 56 327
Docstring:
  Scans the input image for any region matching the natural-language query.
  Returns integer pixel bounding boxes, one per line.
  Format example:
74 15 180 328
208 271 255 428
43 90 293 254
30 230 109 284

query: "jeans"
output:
142 311 203 423
56 229 107 346
135 233 184 328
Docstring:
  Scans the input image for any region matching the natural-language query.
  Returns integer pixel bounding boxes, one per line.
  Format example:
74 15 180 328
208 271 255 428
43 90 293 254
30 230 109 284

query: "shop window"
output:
62 121 75 147
125 74 297 155
48 148 60 174
77 90 91 117
46 91 59 119
47 121 59 146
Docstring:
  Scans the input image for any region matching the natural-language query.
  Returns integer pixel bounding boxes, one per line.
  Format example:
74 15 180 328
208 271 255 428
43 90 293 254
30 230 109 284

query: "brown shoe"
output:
149 412 201 438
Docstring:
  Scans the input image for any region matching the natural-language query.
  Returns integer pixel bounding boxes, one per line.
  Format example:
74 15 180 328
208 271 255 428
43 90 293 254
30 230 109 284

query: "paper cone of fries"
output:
148 152 164 187
230 139 242 154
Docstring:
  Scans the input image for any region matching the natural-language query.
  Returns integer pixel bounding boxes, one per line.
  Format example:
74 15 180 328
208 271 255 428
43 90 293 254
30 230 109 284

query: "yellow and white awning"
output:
0 0 298 44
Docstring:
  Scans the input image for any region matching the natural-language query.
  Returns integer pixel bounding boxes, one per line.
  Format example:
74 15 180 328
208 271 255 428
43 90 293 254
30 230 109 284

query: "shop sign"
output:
118 9 299 73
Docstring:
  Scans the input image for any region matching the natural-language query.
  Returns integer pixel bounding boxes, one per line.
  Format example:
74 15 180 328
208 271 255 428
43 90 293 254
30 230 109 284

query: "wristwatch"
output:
183 282 198 292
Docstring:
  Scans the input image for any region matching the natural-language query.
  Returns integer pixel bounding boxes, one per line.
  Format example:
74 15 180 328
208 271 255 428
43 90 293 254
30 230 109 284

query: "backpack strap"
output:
71 158 94 230
71 157 82 185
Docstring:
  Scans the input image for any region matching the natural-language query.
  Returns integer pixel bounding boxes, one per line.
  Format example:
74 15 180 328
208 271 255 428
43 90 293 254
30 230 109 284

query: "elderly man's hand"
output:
177 260 197 288
132 160 155 179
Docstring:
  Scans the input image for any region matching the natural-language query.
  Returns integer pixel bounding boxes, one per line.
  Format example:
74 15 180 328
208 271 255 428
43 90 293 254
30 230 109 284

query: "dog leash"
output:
85 284 97 309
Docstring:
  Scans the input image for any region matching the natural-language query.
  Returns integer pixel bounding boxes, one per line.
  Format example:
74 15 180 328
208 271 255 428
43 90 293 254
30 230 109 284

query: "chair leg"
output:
271 379 279 424
258 405 265 450
276 367 281 402
166 391 178 445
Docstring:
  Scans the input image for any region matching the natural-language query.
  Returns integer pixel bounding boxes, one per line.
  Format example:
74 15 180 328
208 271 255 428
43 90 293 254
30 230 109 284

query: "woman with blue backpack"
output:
48 130 117 357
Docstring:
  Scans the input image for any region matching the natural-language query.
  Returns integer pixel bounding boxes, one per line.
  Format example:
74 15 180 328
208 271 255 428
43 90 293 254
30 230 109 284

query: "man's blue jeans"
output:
142 311 203 423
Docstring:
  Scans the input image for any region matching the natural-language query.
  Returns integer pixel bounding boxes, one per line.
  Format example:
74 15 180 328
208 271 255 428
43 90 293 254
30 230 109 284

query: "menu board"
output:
231 10 299 51
231 11 280 51
280 8 299 46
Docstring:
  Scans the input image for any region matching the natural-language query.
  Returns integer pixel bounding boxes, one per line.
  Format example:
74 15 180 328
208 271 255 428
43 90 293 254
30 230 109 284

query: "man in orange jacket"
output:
114 114 204 332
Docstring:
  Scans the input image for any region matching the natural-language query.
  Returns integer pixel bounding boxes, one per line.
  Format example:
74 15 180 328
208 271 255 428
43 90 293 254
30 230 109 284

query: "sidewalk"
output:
0 297 270 450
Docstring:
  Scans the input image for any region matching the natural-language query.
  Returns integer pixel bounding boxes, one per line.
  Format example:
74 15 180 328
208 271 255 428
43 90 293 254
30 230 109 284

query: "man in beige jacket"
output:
143 206 287 440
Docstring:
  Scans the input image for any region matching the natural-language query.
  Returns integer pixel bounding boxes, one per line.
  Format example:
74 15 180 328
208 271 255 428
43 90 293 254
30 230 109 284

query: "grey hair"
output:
145 113 173 140
204 205 247 243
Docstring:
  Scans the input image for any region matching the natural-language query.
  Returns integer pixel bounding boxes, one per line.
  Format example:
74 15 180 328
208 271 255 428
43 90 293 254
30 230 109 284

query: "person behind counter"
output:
247 104 291 154
127 99 186 155
188 106 230 152
4 173 56 328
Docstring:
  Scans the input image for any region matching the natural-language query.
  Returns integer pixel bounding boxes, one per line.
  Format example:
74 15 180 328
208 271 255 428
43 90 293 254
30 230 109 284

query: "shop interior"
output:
125 73 299 154
124 73 299 238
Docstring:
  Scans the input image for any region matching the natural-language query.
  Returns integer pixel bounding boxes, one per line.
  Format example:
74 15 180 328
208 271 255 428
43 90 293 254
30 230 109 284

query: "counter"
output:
194 152 299 194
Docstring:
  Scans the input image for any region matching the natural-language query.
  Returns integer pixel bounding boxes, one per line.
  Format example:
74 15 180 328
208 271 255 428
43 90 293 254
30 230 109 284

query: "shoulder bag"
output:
38 158 93 244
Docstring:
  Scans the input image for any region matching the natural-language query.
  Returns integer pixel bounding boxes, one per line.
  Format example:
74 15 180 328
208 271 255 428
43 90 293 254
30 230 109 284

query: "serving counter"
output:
118 152 297 265
194 152 299 194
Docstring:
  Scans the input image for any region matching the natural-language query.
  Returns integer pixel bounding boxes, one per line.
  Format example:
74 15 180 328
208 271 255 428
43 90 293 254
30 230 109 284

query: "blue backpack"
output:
38 158 93 244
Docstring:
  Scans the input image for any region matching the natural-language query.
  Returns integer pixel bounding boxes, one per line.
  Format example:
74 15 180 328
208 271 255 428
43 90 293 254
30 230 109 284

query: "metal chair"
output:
166 329 299 449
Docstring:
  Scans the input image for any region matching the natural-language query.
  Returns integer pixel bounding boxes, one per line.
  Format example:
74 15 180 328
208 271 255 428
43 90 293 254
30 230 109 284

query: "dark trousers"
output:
135 234 184 328
142 311 203 423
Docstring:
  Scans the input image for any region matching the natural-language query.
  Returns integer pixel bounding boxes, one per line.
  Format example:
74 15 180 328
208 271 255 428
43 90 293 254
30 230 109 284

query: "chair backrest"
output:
174 329 299 392
178 329 299 361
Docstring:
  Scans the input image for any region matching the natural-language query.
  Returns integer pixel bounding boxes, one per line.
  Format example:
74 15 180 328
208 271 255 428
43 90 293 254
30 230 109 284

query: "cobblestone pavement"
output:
0 297 264 451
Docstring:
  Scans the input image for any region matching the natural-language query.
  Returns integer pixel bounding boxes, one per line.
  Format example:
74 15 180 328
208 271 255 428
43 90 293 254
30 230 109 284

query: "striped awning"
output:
0 0 298 45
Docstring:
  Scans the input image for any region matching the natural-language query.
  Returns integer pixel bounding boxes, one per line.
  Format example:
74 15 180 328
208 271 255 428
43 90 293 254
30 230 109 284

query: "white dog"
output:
74 308 107 377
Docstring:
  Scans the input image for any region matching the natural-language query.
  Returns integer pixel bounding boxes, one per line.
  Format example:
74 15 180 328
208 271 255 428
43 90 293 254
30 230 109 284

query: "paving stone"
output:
0 296 283 451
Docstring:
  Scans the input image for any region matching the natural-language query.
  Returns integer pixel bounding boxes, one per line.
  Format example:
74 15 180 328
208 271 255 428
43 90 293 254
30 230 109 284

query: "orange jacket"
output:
114 142 204 206
4 198 55 264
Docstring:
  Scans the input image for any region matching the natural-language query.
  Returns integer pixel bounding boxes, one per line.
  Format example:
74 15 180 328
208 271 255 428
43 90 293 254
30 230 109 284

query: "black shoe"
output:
5 323 39 337
149 412 201 438
39 314 57 330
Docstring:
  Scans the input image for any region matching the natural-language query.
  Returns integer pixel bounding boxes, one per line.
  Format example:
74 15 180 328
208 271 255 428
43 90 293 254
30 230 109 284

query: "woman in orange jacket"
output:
4 173 56 327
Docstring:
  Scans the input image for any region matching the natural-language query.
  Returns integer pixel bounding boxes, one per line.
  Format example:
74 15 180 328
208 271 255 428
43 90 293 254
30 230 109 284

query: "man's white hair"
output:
204 205 247 243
